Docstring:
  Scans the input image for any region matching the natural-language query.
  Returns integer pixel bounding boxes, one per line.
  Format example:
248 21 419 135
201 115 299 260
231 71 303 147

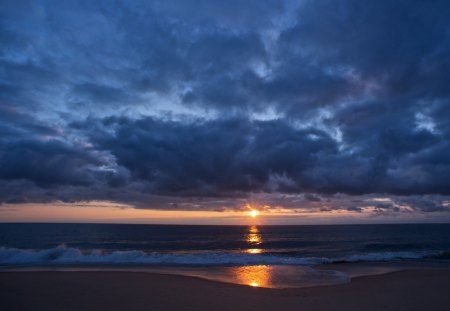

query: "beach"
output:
2 269 450 311
2 224 450 310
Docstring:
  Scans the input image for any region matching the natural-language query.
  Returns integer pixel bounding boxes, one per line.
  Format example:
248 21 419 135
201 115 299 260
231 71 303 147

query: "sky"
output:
1 0 450 224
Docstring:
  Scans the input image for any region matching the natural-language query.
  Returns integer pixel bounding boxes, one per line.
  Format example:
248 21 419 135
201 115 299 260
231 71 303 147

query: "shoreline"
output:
2 268 450 310
2 259 450 287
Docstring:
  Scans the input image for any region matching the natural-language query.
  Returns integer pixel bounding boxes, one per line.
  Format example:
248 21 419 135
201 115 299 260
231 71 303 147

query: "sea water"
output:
1 223 449 287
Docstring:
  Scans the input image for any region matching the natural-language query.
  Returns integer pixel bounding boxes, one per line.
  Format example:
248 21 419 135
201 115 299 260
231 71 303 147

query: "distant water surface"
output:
1 223 450 287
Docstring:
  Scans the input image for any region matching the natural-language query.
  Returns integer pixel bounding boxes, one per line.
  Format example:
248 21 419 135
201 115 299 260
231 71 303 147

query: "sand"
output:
1 269 450 311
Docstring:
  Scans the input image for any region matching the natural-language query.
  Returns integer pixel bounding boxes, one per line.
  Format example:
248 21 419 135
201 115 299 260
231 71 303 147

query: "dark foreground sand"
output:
1 269 450 311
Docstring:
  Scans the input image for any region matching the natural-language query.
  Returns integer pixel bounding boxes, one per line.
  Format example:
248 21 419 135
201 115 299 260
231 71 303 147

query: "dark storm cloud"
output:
0 0 450 214
0 138 100 187
73 115 448 198
83 116 338 196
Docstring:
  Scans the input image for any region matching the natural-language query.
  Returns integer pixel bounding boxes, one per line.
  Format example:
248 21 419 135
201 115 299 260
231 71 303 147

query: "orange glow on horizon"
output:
0 200 403 225
0 202 256 225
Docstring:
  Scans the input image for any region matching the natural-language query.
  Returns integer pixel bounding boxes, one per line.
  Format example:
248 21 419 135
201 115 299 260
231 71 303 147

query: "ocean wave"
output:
0 245 326 266
334 251 439 263
0 245 444 266
431 252 450 260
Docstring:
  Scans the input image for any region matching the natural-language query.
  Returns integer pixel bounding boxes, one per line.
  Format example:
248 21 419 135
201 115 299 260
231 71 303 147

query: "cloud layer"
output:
1 0 450 216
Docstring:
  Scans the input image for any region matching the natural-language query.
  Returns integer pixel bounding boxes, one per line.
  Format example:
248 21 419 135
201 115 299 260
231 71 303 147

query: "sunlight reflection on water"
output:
245 225 262 246
233 225 349 288
231 265 272 287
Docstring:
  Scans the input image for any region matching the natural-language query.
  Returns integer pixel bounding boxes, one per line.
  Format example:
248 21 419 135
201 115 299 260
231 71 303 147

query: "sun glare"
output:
249 210 259 218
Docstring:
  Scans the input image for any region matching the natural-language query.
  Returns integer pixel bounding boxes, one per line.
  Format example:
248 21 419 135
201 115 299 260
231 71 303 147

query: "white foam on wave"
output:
0 245 326 266
338 251 434 263
0 245 441 266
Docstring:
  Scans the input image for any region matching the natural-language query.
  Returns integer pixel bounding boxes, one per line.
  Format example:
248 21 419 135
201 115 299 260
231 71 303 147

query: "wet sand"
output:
1 269 450 310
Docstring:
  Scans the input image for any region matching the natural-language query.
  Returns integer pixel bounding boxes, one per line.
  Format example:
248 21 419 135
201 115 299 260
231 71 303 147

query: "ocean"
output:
1 223 450 287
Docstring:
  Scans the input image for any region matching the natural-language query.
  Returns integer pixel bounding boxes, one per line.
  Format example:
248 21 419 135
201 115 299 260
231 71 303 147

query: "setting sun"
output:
249 210 260 218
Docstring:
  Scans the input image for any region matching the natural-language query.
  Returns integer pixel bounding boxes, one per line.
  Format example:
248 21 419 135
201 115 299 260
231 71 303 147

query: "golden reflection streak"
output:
231 265 272 287
249 225 259 233
246 248 263 254
245 225 262 245
245 225 262 254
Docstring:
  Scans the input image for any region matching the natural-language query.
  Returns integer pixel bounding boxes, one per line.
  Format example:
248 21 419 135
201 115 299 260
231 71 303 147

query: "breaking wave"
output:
0 245 444 267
